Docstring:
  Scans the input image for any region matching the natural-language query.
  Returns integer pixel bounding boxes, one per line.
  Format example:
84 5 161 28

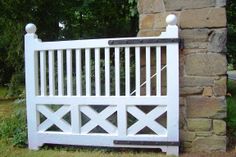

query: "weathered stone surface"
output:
180 130 196 142
185 53 227 76
139 14 155 30
202 87 213 97
208 28 227 53
216 0 226 7
164 0 215 11
180 8 226 28
180 29 209 42
192 136 227 152
196 131 213 137
213 76 227 96
183 49 207 55
180 87 203 95
180 76 218 87
213 120 226 136
187 118 212 131
186 96 226 119
138 0 165 14
184 42 208 49
138 29 163 37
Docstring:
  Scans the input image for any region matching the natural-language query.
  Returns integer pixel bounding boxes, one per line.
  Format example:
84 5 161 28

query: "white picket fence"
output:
24 14 179 156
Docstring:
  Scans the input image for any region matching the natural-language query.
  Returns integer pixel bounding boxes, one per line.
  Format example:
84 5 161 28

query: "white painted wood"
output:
76 49 82 96
40 51 47 96
34 96 169 105
85 49 91 96
25 30 41 150
80 106 117 134
38 105 71 132
146 47 151 96
105 48 110 96
57 50 64 96
71 104 80 133
125 47 130 96
25 14 179 155
34 52 39 95
156 47 161 96
95 48 101 96
127 106 167 135
66 49 73 96
115 47 120 96
166 44 179 148
135 47 140 96
49 50 55 96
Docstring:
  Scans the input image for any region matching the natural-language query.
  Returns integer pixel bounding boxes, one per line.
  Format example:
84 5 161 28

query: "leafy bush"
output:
0 105 27 147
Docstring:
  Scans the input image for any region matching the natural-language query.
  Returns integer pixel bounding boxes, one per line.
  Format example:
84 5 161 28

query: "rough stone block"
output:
185 53 227 76
180 76 218 87
196 131 213 137
138 0 165 14
202 87 213 97
180 130 196 142
216 0 226 7
139 14 155 30
137 29 163 37
208 28 227 53
180 29 209 42
213 76 227 96
186 96 226 119
192 136 227 152
180 87 203 95
164 0 215 11
183 49 207 55
187 118 212 131
213 120 226 136
180 8 226 28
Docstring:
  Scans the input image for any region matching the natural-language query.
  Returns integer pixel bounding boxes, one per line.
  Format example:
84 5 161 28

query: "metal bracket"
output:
108 38 180 45
113 140 179 146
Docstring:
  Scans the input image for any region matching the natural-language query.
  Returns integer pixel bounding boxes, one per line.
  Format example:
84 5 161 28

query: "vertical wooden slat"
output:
146 47 151 96
40 51 47 96
115 47 120 96
76 49 82 96
71 105 80 133
34 52 39 95
125 47 130 96
105 48 110 96
57 50 64 96
66 49 72 96
166 43 179 154
95 48 101 96
135 47 140 96
85 48 91 96
156 47 161 96
48 50 55 96
117 104 127 136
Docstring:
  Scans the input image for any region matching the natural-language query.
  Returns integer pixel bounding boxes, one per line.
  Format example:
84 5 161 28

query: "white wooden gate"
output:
24 14 179 156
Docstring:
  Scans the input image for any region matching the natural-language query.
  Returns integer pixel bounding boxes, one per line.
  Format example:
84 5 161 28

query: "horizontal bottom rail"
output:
113 140 179 146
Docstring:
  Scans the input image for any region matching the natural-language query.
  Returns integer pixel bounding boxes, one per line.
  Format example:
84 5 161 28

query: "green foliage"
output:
0 105 27 147
227 0 236 68
226 80 236 135
0 0 138 88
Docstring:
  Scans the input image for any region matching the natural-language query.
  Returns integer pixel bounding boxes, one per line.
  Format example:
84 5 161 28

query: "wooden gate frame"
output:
25 14 179 156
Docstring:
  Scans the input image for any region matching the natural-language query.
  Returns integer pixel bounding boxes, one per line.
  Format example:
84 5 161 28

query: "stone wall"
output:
137 0 227 152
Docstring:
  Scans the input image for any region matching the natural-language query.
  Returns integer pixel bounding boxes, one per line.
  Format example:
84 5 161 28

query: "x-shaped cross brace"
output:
80 106 117 134
38 105 71 132
127 106 167 135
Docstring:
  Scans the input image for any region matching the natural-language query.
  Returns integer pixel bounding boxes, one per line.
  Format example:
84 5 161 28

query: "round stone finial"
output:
166 14 177 26
25 23 37 34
